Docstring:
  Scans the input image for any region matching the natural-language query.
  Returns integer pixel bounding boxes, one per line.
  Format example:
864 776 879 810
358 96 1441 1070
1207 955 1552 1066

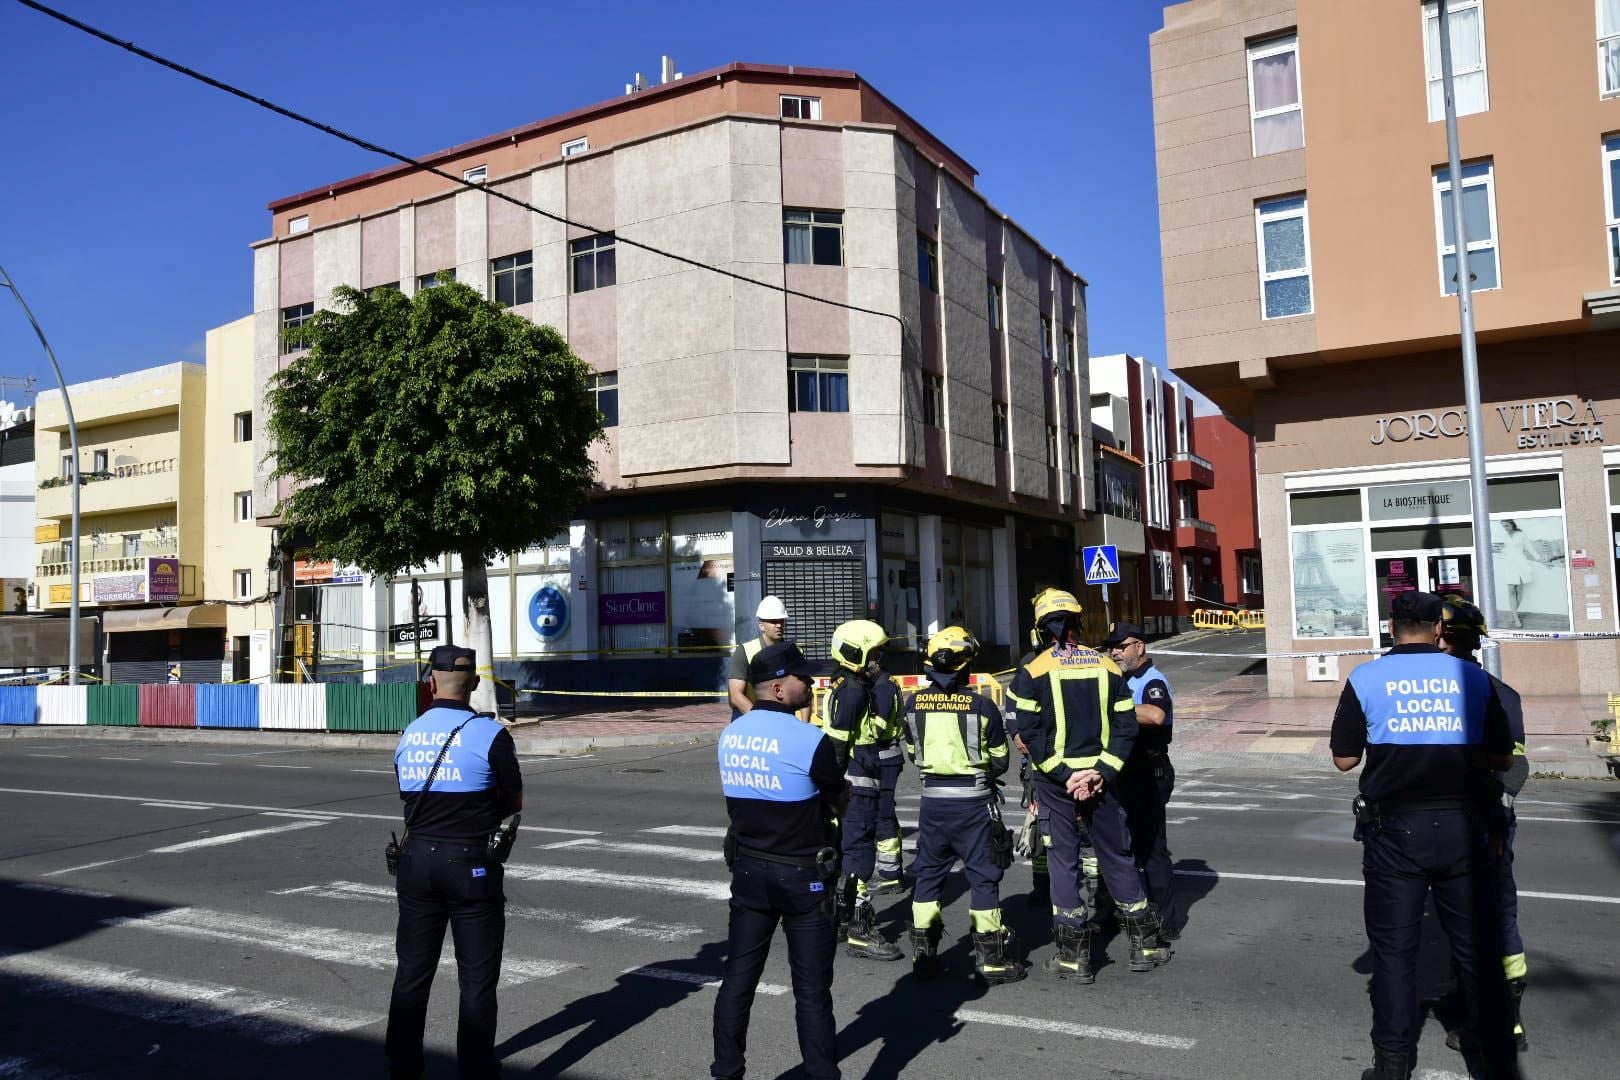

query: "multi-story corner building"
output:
1 400 34 616
1152 0 1620 695
32 364 216 680
254 62 1094 678
1090 354 1217 635
204 317 277 683
1193 412 1263 610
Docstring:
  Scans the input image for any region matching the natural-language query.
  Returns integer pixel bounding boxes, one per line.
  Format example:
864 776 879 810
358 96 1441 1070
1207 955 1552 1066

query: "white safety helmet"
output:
756 595 789 621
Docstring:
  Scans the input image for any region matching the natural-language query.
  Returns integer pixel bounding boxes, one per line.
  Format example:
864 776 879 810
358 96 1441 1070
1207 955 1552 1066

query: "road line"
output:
529 825 602 836
13 882 113 899
1166 817 1200 825
1167 802 1260 811
251 764 312 770
26 753 69 759
351 768 396 774
40 856 139 877
259 810 340 820
106 907 575 985
541 838 724 863
171 760 214 766
507 863 732 901
538 838 596 850
149 819 327 853
0 949 380 1045
1416 1070 1471 1080
140 801 212 810
954 1008 1196 1050
623 966 789 995
1175 868 1620 904
98 756 141 762
644 825 729 838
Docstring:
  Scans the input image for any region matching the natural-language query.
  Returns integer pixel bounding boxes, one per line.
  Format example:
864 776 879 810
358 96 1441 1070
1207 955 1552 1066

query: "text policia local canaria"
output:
1383 677 1465 734
720 732 785 792
398 729 465 783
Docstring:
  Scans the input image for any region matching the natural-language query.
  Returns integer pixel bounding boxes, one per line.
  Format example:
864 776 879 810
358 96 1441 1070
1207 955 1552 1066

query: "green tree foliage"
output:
267 281 602 576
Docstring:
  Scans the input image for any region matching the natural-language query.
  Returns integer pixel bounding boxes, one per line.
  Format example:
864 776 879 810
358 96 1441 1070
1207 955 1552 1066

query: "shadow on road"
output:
1172 857 1220 938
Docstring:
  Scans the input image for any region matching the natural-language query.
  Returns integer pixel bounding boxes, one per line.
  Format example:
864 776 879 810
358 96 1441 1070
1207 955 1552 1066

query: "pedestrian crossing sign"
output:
1082 544 1121 585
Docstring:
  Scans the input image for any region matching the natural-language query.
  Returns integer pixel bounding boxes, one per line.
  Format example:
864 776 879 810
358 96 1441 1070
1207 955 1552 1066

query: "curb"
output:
0 723 721 755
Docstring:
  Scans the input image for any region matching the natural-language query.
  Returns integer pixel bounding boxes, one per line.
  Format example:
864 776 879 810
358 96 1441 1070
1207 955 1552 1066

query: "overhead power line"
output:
16 0 905 328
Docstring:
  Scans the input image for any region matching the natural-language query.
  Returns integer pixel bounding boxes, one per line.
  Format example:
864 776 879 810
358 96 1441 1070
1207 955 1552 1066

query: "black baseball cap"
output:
428 644 477 672
1101 621 1146 648
1390 590 1444 623
748 640 819 684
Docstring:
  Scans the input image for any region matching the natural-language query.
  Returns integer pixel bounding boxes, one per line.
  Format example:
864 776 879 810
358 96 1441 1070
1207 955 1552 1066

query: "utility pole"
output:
0 263 82 684
1436 1 1501 676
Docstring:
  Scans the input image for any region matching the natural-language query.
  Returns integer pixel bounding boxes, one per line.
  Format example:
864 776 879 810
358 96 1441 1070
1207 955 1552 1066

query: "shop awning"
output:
101 605 227 634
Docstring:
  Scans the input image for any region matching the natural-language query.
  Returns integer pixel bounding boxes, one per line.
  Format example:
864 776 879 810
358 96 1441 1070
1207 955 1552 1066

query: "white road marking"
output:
507 863 732 901
1167 802 1260 811
98 756 141 762
1176 868 1620 904
258 810 339 820
0 950 379 1045
106 907 574 985
1166 817 1201 825
538 838 723 863
954 1007 1196 1050
251 764 312 770
26 753 69 759
623 966 789 995
40 856 139 877
644 825 729 838
13 882 113 899
529 826 602 836
538 838 596 850
351 768 396 774
276 880 704 941
140 802 212 810
149 819 327 853
171 760 214 766
1417 1070 1471 1080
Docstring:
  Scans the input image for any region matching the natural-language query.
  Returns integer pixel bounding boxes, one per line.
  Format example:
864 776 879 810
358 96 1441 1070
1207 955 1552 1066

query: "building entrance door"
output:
1374 551 1473 647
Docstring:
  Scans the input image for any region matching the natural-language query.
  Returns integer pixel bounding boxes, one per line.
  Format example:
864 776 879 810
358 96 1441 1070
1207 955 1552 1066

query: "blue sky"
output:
0 0 1176 398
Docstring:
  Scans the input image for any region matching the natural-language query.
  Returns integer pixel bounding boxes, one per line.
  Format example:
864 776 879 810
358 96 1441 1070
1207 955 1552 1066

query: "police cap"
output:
748 640 820 684
1389 590 1444 623
1100 620 1146 648
428 644 477 672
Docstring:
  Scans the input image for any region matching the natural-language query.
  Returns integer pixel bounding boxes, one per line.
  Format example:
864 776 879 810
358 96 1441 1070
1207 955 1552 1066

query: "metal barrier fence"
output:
0 682 419 734
1191 608 1266 631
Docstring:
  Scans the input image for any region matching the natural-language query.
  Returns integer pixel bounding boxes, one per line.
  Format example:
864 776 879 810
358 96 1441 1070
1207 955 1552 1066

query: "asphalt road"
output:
1 736 1616 1080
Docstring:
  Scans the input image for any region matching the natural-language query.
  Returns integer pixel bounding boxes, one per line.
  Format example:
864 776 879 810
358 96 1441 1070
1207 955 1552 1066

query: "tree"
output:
268 281 603 711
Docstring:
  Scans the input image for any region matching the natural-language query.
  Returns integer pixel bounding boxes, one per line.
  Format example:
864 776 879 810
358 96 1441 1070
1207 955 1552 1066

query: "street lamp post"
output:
0 262 82 683
1435 2 1501 676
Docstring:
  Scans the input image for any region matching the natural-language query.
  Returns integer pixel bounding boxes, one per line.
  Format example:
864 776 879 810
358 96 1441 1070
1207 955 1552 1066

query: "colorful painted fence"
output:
8 683 420 734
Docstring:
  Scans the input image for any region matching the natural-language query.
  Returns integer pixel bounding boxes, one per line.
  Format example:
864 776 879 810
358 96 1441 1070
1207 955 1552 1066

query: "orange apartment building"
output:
1152 0 1620 696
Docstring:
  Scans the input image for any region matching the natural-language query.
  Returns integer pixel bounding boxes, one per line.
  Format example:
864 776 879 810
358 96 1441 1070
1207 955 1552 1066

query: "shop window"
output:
1423 1 1489 122
1247 32 1304 154
1289 489 1362 526
595 512 735 655
879 511 921 651
1290 527 1369 638
1433 161 1499 295
941 520 994 642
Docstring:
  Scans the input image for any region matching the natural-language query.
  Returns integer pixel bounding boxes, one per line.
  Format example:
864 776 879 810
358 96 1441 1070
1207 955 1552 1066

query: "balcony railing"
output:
1176 517 1216 533
1174 451 1212 470
37 535 180 577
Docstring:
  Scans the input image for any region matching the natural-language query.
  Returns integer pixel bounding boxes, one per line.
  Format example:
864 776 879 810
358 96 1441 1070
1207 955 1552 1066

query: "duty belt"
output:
735 844 819 869
1373 795 1468 815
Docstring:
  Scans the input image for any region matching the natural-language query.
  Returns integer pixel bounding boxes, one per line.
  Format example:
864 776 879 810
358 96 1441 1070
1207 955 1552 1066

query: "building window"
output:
922 374 945 428
781 94 821 120
60 454 72 479
1068 433 1080 475
992 402 1009 449
1423 1 1489 122
562 137 589 157
288 216 309 235
235 491 253 522
1605 137 1620 283
366 282 400 296
91 449 108 474
788 356 850 413
1247 33 1304 155
234 411 252 443
570 233 617 293
1045 425 1058 468
783 209 844 266
940 521 994 634
987 280 1002 328
1255 195 1314 318
491 251 534 307
1241 553 1263 595
917 234 939 291
592 372 619 428
417 269 455 290
1062 329 1076 372
123 533 142 558
234 570 253 600
1433 161 1499 295
280 302 314 354
1040 316 1052 359
1150 550 1175 601
463 164 487 183
1603 1 1620 96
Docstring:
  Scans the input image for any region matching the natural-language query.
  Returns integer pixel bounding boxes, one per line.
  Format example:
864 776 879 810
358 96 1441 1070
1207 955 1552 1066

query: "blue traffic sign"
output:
1082 544 1121 585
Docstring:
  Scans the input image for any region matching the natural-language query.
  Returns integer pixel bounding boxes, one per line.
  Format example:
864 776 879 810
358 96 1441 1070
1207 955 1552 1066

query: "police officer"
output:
1102 620 1180 941
386 645 523 1080
903 626 1025 985
1009 590 1171 983
822 618 903 961
1439 595 1531 1053
1330 591 1517 1080
727 596 789 718
713 640 847 1080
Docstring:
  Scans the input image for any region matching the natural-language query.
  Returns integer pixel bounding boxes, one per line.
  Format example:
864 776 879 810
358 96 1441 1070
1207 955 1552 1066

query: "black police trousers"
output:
1121 754 1178 930
386 837 506 1080
1361 809 1514 1066
712 854 839 1080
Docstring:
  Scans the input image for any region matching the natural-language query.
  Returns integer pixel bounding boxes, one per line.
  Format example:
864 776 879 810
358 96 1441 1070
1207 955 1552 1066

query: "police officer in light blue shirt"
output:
386 645 523 1080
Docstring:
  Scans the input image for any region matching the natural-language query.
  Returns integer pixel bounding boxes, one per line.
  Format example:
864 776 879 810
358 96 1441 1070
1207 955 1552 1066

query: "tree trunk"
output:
461 554 498 715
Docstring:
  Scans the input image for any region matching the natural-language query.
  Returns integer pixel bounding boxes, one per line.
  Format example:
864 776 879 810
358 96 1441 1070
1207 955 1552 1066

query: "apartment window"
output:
234 570 253 600
987 280 1002 329
992 402 1009 449
60 454 72 479
366 282 400 296
591 372 619 428
235 491 253 522
1247 33 1303 155
570 233 617 293
1045 426 1059 468
287 215 309 235
923 374 945 428
1151 550 1175 601
781 95 821 120
463 165 487 183
783 209 844 266
1241 553 1263 595
1433 161 1499 295
234 411 252 442
491 251 533 307
788 356 850 413
1423 1 1489 122
1603 1 1620 96
1068 434 1081 475
91 449 108 474
280 302 314 354
1062 329 1076 372
123 534 141 558
917 234 939 291
1255 195 1314 318
1607 137 1620 282
417 269 455 290
562 137 589 157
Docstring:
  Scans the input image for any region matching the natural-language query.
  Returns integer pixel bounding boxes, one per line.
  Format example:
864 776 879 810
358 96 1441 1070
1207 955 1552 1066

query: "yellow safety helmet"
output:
1032 589 1083 624
831 619 889 673
1441 594 1487 637
924 625 980 673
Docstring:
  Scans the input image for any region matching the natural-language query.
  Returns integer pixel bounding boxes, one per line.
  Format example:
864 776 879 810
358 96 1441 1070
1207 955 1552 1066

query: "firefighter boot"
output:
972 928 1028 986
844 902 902 961
1359 1047 1412 1080
1508 977 1528 1051
1041 918 1094 984
1124 909 1173 972
909 923 942 981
